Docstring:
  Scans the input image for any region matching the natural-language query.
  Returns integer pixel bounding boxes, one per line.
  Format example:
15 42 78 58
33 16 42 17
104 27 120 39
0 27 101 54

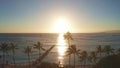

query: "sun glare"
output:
57 33 67 56
56 17 69 67
54 17 69 33
57 32 67 67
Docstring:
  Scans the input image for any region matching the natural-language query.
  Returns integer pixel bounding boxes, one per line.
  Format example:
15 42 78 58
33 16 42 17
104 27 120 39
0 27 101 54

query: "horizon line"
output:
0 32 119 34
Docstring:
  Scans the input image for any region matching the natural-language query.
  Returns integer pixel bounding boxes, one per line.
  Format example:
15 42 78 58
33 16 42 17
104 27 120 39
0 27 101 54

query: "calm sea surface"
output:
0 33 120 65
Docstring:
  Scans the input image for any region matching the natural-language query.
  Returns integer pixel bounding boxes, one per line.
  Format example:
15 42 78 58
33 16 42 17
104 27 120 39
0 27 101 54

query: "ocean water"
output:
0 33 120 65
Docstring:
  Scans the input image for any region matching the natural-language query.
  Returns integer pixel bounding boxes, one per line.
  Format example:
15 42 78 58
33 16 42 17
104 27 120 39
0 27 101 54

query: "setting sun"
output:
0 0 120 68
54 17 69 33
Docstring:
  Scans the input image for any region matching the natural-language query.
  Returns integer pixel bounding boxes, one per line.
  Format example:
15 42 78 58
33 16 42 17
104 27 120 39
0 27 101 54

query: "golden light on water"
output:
57 33 67 56
57 33 67 67
56 17 69 67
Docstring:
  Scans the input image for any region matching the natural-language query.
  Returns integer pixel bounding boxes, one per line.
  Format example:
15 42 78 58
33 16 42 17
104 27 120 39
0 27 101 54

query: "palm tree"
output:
116 48 120 56
64 31 73 68
9 43 18 68
65 46 72 68
71 45 80 68
103 45 114 56
96 45 103 58
24 46 33 68
65 45 80 68
79 51 88 68
33 42 45 56
90 51 97 64
0 42 9 68
87 55 93 65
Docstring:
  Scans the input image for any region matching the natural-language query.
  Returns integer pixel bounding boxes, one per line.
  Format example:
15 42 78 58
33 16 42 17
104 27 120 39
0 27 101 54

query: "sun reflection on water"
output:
57 33 67 67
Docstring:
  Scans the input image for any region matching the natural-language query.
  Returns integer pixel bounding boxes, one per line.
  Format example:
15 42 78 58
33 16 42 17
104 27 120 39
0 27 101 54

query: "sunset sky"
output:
0 0 120 33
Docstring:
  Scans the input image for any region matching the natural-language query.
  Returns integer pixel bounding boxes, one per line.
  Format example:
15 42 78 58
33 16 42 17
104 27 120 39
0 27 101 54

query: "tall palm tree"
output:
96 45 103 58
0 42 9 68
33 42 45 56
24 46 33 68
65 45 72 68
64 31 73 68
79 51 88 68
65 45 80 68
9 43 18 68
71 45 80 68
103 45 114 56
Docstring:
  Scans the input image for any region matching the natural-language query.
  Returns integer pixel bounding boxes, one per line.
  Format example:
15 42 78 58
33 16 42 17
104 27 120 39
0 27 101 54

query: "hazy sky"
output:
0 0 120 33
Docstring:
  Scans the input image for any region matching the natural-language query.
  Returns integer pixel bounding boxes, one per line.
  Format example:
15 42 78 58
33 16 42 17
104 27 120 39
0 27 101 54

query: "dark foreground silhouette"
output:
94 55 120 68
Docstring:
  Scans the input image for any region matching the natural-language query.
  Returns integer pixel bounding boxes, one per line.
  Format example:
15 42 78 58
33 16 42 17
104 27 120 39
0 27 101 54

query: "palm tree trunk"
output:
39 48 40 57
12 50 15 68
28 53 31 68
74 54 75 68
38 48 41 64
3 51 5 68
84 60 86 68
68 39 71 68
100 52 101 58
69 55 71 68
